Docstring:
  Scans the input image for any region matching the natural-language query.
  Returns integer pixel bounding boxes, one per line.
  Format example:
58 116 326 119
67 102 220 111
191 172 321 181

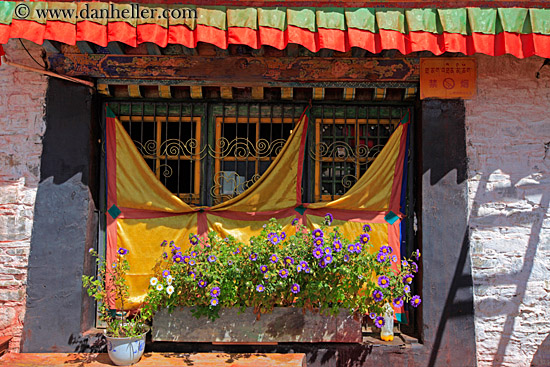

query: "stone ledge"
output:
0 352 306 367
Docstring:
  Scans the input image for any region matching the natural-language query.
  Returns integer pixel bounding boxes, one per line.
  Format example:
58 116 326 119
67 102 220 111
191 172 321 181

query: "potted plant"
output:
82 248 153 366
146 214 421 343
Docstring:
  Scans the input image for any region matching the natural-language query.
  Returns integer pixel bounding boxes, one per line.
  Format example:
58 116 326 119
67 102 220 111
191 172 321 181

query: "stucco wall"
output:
0 39 47 352
466 55 550 367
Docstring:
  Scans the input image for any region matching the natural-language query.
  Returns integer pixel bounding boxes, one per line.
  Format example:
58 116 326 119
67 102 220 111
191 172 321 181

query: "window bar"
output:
354 105 360 183
245 102 250 187
139 102 144 155
321 104 325 201
164 103 169 188
269 104 274 162
177 103 183 200
255 102 261 177
332 105 337 202
234 103 239 186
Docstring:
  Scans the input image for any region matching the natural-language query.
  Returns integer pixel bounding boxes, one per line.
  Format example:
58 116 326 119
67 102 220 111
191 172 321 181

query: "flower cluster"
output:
146 214 421 325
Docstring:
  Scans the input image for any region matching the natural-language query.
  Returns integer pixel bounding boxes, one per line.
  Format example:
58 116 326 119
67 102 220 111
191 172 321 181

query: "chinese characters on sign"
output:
420 58 477 99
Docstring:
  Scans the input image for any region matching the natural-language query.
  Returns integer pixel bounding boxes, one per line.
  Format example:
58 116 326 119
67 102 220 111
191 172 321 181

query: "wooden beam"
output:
313 88 325 100
48 55 420 84
252 87 264 100
128 85 142 98
145 43 163 55
107 42 125 55
97 83 111 97
42 40 60 53
159 85 171 99
281 87 293 100
220 86 233 99
343 88 355 100
190 86 202 99
373 88 386 101
403 86 417 101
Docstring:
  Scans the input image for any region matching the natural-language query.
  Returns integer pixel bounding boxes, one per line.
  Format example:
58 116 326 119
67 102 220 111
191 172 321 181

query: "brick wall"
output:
0 39 47 352
466 55 550 367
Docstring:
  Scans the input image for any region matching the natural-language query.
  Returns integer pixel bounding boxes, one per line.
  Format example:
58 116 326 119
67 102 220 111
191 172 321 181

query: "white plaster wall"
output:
466 54 550 367
0 39 47 352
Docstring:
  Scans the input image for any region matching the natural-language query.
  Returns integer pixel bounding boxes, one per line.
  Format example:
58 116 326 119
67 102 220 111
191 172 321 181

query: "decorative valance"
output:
0 2 549 58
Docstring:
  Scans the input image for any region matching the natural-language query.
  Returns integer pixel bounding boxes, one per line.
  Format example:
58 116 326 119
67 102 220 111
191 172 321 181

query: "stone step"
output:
0 352 306 367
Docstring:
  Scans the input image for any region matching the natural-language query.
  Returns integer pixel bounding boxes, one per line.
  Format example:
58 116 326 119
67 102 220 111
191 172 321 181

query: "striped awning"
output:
1 2 550 58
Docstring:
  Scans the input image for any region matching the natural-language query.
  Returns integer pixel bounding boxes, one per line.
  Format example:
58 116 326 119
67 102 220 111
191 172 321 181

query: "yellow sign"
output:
420 58 477 99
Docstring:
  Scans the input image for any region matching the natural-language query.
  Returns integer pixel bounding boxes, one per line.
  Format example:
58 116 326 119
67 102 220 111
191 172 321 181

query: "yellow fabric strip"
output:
308 123 404 212
117 214 198 308
114 116 194 213
209 111 307 213
206 214 297 244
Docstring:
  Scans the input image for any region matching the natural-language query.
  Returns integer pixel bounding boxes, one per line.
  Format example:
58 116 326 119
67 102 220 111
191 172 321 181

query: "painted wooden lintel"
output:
48 55 420 84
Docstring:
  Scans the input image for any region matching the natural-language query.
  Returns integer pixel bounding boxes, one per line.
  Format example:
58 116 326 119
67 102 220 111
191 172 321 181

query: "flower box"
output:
151 307 362 343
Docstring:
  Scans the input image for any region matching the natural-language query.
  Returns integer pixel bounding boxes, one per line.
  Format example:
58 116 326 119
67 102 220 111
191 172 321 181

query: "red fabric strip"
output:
137 23 168 48
168 24 196 48
44 20 76 46
379 29 408 55
108 21 137 47
408 31 444 55
389 122 409 214
197 211 208 237
471 32 496 56
0 24 10 44
207 208 297 221
9 20 45 45
196 24 227 49
288 25 319 53
76 20 108 47
304 208 389 224
441 32 470 54
228 26 259 49
532 33 550 59
347 28 380 54
105 113 118 309
318 28 349 53
258 26 286 50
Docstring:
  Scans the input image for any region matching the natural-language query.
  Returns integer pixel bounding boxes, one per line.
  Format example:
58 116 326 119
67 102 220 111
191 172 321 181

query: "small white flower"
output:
150 277 158 286
166 285 174 295
156 283 163 291
166 275 173 285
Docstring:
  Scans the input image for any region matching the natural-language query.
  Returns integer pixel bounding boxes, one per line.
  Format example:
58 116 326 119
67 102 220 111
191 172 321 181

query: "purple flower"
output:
378 275 390 288
374 316 385 328
183 255 190 264
162 270 171 278
305 267 311 273
323 254 333 264
270 235 280 245
411 261 419 272
208 255 217 263
347 243 356 253
369 312 377 320
284 257 295 266
380 245 392 254
279 269 289 278
411 295 422 307
210 298 219 306
256 284 265 292
198 279 207 288
300 260 308 268
249 253 258 261
376 252 387 263
323 246 332 255
270 254 278 263
414 249 421 260
171 246 181 255
404 285 411 293
343 254 350 262
363 224 372 232
173 254 184 263
189 271 196 280
160 240 168 247
312 228 324 238
393 297 404 307
372 290 384 302
355 243 362 253
324 213 333 225
313 247 323 259
291 218 299 226
359 233 370 244
233 248 241 255
403 274 414 284
117 248 128 256
332 240 342 252
291 283 300 294
402 259 409 267
227 260 233 266
280 232 286 240
190 259 196 266
318 260 327 268
296 264 303 272
391 255 398 263
313 237 324 247
169 240 175 247
260 264 268 273
210 287 220 297
162 252 168 260
190 235 199 245
267 232 276 240
191 251 197 258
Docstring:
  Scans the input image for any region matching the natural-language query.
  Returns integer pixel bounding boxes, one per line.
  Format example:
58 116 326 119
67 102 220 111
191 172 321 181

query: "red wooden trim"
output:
105 112 118 309
296 108 309 205
389 121 409 215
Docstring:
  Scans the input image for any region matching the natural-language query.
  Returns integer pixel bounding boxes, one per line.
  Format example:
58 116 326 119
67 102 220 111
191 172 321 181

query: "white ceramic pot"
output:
105 330 147 366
